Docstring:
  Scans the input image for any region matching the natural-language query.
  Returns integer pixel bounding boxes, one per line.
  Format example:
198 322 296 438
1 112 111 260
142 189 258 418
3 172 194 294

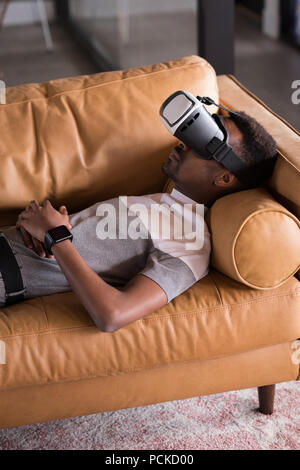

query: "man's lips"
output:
168 149 181 162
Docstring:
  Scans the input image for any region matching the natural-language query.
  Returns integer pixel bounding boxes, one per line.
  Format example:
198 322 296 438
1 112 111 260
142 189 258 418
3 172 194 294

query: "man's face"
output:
162 142 217 187
161 117 244 193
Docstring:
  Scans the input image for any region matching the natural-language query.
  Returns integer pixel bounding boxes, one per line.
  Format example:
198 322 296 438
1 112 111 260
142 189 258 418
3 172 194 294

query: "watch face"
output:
49 225 72 242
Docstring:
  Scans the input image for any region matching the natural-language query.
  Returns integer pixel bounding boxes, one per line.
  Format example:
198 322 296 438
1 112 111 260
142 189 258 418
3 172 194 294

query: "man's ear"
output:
213 169 237 188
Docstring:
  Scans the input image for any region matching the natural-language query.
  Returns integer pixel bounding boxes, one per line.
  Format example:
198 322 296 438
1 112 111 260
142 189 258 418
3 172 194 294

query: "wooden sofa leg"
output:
257 384 276 415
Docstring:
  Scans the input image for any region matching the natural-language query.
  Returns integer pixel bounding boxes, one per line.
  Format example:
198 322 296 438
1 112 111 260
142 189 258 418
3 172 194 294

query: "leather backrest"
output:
0 55 218 227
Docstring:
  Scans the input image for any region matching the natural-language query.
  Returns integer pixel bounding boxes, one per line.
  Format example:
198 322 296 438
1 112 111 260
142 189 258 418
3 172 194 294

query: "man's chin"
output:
162 161 176 180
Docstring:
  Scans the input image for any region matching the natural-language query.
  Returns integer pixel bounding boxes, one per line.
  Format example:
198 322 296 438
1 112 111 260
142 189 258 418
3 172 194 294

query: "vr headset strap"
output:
197 96 239 116
0 232 26 306
206 137 259 188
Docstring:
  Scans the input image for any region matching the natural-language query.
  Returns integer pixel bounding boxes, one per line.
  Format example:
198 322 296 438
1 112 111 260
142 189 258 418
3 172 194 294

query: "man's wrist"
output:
44 225 73 254
51 239 72 253
41 226 59 242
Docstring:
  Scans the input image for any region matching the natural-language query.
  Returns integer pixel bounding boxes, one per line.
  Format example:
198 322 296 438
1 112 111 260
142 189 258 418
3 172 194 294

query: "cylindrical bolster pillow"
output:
207 187 300 289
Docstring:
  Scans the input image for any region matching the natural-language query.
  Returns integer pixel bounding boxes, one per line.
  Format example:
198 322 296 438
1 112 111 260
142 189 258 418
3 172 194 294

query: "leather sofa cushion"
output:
0 55 219 227
0 269 299 391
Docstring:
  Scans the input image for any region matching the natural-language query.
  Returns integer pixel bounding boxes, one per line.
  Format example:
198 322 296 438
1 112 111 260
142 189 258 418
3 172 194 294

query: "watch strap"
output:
44 225 73 255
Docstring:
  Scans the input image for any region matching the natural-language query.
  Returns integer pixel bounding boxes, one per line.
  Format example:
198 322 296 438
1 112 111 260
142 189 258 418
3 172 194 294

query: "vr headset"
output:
159 90 274 188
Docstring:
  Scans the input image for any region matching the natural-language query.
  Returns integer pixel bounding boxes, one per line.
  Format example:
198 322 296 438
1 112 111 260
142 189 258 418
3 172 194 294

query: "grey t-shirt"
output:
0 189 211 307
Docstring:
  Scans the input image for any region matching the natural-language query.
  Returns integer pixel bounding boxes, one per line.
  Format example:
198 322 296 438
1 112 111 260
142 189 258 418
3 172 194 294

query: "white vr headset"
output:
159 90 273 188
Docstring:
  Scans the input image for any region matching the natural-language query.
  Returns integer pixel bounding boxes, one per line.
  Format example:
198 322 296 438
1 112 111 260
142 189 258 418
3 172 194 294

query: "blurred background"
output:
0 0 299 128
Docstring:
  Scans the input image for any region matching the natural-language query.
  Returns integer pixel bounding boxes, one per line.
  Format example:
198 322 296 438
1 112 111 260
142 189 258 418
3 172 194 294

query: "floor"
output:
0 6 299 128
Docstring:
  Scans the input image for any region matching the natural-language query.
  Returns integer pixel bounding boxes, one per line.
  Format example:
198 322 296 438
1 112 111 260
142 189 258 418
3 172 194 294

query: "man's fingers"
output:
17 211 30 221
59 205 72 230
18 226 45 257
42 199 51 207
28 200 39 211
19 226 33 248
59 205 67 213
31 237 46 258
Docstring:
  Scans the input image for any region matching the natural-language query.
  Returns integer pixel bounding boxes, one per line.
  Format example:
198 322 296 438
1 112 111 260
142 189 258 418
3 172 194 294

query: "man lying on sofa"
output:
0 92 277 332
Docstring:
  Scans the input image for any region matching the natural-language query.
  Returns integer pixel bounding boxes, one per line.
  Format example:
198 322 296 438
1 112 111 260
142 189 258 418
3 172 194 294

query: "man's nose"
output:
177 141 189 151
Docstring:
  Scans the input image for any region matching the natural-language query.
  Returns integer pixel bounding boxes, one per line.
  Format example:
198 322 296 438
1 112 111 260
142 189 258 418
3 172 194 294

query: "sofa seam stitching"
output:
0 289 299 340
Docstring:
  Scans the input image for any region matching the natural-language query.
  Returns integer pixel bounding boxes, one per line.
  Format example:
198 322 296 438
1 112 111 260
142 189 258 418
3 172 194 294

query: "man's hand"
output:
16 201 72 255
18 225 52 258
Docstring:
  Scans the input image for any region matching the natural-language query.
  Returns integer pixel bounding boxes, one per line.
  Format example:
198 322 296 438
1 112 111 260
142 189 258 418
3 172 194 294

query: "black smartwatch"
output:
44 225 73 255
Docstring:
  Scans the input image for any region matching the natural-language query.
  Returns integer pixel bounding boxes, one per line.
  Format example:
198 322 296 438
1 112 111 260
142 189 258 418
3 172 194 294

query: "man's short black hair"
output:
228 111 278 188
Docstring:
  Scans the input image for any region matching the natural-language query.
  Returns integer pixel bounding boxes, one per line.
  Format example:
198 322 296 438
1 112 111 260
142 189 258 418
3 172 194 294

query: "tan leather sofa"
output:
0 56 299 429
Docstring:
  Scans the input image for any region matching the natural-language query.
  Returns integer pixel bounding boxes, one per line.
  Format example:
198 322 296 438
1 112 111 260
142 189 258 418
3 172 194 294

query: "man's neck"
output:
174 184 216 208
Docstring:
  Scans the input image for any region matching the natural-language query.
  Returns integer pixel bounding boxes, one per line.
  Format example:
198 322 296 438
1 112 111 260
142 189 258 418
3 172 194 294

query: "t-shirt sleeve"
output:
138 231 211 303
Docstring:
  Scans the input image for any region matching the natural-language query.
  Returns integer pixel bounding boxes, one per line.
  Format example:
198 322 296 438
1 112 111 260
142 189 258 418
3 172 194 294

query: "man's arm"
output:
52 240 168 332
16 198 168 332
